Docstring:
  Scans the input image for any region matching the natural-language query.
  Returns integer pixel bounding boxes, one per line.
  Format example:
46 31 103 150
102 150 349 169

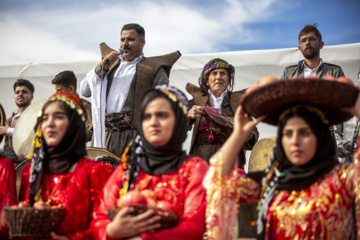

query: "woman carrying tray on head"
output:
91 85 208 240
19 92 114 239
203 78 360 239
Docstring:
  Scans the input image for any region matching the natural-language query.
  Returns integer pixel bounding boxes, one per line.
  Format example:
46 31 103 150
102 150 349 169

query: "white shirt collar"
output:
208 89 228 108
303 59 323 77
119 54 143 64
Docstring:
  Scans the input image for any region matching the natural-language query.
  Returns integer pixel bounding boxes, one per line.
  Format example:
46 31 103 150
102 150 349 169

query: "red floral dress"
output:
203 150 360 240
19 158 114 240
0 157 16 239
91 157 208 240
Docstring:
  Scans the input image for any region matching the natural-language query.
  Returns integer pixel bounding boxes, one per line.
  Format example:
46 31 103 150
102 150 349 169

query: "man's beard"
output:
302 47 320 60
16 100 30 108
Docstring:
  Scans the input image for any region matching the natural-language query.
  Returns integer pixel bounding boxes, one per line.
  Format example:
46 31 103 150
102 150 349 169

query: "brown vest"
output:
100 42 181 129
185 83 245 151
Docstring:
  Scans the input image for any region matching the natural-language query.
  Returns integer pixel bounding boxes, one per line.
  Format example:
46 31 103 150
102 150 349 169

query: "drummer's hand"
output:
18 154 25 162
0 124 9 135
342 86 360 119
50 232 69 240
100 51 119 71
106 206 161 238
234 106 264 140
187 105 206 119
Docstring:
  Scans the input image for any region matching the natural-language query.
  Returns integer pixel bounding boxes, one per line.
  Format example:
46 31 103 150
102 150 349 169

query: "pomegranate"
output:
305 75 319 79
258 76 278 86
34 201 51 209
118 190 148 207
245 83 259 94
337 76 354 86
147 198 156 208
323 75 336 81
156 200 174 212
141 189 157 200
18 201 31 208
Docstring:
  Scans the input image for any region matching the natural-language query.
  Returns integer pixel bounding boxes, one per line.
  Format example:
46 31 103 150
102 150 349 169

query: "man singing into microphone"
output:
80 23 180 157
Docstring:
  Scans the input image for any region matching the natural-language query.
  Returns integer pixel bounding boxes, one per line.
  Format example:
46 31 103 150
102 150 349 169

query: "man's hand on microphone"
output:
101 51 119 70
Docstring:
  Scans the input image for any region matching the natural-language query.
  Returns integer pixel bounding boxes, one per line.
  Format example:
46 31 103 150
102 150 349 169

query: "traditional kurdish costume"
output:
80 43 180 157
186 58 258 168
19 92 114 239
91 85 208 240
203 79 360 240
0 157 16 239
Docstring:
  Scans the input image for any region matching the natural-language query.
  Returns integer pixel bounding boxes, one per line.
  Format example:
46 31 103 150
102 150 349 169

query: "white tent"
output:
1 43 359 170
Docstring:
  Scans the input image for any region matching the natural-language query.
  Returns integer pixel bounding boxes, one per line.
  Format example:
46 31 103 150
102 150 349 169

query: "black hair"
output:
13 79 35 94
298 23 322 42
51 71 77 91
121 23 145 38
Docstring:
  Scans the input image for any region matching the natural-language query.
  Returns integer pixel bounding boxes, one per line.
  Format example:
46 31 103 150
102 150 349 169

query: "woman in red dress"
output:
19 92 114 240
204 79 360 239
0 157 16 239
91 85 208 240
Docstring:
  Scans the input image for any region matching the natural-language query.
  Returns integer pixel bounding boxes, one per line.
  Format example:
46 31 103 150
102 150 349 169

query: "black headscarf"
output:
126 85 190 191
247 106 339 239
28 92 86 206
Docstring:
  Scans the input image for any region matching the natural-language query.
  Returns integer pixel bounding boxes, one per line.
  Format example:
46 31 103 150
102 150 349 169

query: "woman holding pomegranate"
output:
91 85 208 240
19 92 114 240
203 79 360 239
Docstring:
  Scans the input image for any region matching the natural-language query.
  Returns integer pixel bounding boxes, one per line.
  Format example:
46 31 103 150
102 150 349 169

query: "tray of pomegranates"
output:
4 201 66 237
107 189 179 229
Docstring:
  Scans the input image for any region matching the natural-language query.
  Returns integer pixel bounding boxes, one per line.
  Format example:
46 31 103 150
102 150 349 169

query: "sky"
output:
0 0 359 66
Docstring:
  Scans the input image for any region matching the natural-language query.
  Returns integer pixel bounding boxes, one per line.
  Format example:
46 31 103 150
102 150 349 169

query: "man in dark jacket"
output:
281 23 358 163
281 23 344 79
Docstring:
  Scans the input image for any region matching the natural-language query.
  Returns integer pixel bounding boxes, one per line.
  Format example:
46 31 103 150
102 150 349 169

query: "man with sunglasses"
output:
281 23 344 79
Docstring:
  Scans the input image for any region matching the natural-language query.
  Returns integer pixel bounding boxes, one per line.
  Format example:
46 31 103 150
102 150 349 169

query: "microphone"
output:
103 48 125 66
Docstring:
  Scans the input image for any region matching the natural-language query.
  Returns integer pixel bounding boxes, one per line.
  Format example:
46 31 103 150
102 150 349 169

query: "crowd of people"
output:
0 22 360 240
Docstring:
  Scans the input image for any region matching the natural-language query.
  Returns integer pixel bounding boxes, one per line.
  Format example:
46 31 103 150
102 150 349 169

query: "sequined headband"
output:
46 93 85 122
279 105 329 125
154 85 189 115
27 93 85 159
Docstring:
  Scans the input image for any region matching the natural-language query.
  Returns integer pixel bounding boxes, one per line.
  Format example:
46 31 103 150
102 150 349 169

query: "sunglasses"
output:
299 36 319 44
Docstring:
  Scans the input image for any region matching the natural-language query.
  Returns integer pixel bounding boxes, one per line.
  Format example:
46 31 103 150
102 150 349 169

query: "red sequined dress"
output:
203 150 360 240
19 158 114 240
0 157 16 239
91 157 208 240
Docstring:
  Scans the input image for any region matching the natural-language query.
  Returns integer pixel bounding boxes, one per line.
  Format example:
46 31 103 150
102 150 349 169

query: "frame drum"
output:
0 103 6 144
248 137 276 172
13 100 46 157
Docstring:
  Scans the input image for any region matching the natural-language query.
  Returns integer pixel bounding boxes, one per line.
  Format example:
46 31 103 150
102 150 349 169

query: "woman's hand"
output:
220 106 264 177
233 106 264 139
106 206 161 238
